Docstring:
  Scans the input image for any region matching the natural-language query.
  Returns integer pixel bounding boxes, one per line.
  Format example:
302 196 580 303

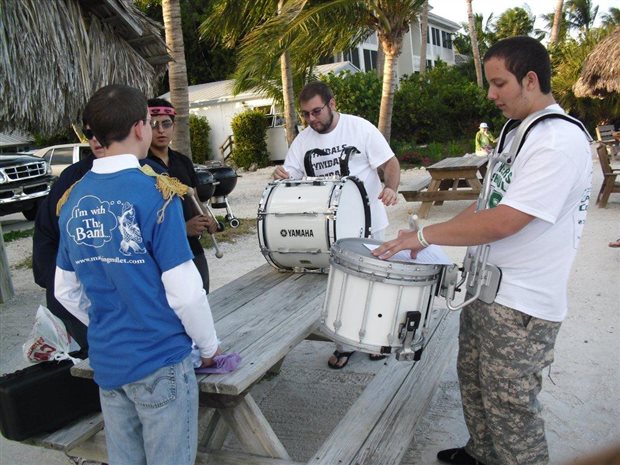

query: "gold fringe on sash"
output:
140 165 189 223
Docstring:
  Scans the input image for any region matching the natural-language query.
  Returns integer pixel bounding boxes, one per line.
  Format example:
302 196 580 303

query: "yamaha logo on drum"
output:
280 229 314 238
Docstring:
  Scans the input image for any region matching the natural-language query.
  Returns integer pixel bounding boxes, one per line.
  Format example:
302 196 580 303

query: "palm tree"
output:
565 0 598 32
466 0 483 88
200 0 328 147
549 0 564 45
162 0 191 157
419 0 429 73
278 0 297 145
601 7 620 28
452 13 494 56
493 6 535 39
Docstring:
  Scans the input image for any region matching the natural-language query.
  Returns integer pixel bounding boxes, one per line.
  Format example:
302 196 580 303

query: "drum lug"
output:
395 311 422 362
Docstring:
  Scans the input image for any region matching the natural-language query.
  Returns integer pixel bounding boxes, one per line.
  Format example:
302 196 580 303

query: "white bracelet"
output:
417 228 430 247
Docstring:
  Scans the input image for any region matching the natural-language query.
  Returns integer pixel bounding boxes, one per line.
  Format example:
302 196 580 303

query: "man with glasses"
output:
273 81 401 369
146 98 217 293
55 84 220 465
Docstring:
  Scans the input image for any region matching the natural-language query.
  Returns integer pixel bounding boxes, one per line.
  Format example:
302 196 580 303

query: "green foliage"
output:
230 110 270 169
189 114 212 164
322 71 382 126
392 63 501 145
134 0 236 95
33 128 75 147
3 228 34 242
198 217 256 249
493 7 535 40
393 139 472 167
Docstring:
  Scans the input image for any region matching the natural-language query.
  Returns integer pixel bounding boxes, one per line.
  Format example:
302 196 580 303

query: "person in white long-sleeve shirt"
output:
54 84 219 465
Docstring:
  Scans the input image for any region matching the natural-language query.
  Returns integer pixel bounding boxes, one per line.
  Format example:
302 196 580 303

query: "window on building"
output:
441 31 453 49
426 59 433 69
431 27 440 46
427 26 430 43
363 49 377 71
344 48 360 69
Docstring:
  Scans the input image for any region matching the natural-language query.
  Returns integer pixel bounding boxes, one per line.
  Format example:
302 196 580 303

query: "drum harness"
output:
442 108 591 311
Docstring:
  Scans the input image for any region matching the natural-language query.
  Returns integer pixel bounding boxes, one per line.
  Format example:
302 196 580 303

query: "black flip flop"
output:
369 353 387 361
328 350 354 369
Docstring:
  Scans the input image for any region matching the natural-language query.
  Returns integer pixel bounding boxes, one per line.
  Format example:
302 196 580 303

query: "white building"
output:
332 11 461 80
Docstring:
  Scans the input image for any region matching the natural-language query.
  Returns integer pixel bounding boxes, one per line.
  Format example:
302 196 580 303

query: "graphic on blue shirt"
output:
66 195 146 256
118 202 147 256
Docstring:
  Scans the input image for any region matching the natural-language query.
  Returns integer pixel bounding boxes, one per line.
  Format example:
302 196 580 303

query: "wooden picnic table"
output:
400 155 488 218
25 263 459 465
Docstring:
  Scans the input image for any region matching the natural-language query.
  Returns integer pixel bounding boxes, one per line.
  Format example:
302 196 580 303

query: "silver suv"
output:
0 153 54 220
33 143 91 177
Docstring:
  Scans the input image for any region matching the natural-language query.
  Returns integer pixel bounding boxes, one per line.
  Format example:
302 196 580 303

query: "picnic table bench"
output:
23 263 459 465
400 156 488 218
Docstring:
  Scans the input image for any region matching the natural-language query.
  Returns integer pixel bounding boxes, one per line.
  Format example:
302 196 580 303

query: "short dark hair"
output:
299 81 334 105
82 85 148 147
483 36 552 94
147 97 176 122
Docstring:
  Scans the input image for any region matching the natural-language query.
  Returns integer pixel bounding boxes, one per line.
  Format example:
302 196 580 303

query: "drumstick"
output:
187 188 224 259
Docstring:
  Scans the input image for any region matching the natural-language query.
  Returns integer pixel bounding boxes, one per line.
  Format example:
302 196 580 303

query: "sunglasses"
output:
150 120 174 131
83 128 95 140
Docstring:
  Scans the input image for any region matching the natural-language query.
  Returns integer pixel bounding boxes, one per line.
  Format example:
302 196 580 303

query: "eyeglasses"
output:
150 120 174 131
301 102 328 120
83 128 95 140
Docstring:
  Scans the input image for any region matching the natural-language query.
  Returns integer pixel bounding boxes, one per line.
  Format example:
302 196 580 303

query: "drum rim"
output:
330 238 443 281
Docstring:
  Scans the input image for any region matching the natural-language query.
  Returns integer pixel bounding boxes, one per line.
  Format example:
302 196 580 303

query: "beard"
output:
311 108 334 134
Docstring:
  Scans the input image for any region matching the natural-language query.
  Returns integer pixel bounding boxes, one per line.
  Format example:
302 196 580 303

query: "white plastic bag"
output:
23 305 80 363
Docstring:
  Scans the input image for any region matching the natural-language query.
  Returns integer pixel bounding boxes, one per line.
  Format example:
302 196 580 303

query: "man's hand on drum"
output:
186 215 212 237
378 186 398 206
372 229 426 260
273 165 290 180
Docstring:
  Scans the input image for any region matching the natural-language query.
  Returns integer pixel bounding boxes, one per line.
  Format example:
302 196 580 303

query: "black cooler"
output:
0 358 101 441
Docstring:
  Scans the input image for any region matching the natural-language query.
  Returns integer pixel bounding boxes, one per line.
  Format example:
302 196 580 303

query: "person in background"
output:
146 98 216 293
373 36 592 465
55 84 220 465
32 124 105 351
273 81 401 369
475 122 496 156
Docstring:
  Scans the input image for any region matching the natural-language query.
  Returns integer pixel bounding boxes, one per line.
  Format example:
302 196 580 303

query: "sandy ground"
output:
1 160 619 465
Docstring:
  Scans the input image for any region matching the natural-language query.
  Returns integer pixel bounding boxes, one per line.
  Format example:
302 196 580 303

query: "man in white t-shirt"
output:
374 37 592 465
274 81 400 369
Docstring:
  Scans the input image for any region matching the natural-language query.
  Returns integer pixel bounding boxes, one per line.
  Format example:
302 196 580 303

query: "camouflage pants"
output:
457 299 561 465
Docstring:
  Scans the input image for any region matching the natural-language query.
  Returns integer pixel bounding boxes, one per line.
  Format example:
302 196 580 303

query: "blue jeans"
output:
99 355 198 465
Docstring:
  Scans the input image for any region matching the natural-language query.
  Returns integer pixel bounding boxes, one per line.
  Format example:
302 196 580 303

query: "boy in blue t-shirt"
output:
55 84 219 465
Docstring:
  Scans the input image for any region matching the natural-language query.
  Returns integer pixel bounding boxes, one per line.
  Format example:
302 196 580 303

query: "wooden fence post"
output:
0 223 15 303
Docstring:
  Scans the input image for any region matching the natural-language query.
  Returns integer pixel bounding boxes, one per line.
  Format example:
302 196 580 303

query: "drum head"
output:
334 179 368 240
330 237 442 283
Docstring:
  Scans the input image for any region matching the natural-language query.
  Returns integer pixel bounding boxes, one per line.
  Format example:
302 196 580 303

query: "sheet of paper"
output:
364 243 453 265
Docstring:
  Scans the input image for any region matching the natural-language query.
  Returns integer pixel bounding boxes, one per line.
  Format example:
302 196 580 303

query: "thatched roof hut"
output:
0 0 170 135
574 26 620 98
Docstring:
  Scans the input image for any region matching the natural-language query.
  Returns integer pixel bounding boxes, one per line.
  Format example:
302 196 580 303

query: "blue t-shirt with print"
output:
57 168 194 389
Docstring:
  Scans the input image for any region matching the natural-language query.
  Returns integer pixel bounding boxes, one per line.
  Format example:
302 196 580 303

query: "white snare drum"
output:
321 238 444 359
257 177 370 271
